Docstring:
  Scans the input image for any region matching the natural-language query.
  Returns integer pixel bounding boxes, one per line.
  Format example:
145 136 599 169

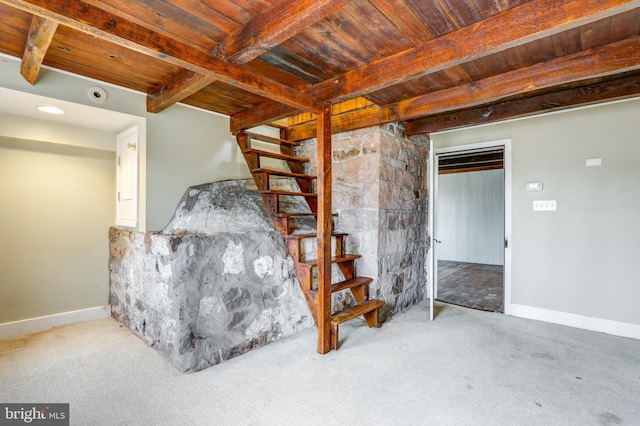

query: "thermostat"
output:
526 182 543 191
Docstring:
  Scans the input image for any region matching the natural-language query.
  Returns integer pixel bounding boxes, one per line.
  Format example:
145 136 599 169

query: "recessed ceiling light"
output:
37 106 65 115
87 86 107 103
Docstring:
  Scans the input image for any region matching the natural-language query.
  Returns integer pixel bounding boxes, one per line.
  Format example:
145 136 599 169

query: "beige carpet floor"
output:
1 300 639 425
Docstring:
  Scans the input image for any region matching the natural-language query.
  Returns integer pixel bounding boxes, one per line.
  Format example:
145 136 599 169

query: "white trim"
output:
0 306 111 339
433 153 440 299
434 139 512 315
434 139 511 155
427 145 435 320
503 141 512 315
510 304 640 340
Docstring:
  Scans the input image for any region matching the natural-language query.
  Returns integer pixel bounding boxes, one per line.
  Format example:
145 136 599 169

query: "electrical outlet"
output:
533 200 556 211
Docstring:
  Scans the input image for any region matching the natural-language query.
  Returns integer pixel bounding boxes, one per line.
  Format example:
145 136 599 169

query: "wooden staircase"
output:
236 129 384 353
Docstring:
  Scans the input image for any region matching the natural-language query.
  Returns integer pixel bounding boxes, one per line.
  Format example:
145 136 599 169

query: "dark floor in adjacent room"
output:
437 260 504 312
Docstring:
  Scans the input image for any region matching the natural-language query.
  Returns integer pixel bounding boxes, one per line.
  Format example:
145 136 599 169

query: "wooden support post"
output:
20 16 58 85
316 102 332 354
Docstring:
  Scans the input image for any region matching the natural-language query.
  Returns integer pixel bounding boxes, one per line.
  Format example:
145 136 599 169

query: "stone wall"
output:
109 124 430 372
296 123 430 318
109 180 313 372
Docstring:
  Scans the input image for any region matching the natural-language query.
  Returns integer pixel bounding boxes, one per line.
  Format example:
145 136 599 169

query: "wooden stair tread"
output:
245 131 299 147
331 276 373 293
260 190 317 197
274 212 338 218
310 276 373 295
300 254 361 268
285 232 348 240
331 299 385 326
275 212 315 217
243 148 307 163
236 131 384 353
251 168 316 179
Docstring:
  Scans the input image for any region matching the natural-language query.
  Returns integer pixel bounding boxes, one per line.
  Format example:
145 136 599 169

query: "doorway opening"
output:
428 140 511 318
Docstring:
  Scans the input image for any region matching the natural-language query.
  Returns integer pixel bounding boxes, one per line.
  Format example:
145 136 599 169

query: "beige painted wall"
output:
0 54 254 324
431 98 640 325
144 105 251 230
0 55 251 232
0 136 115 323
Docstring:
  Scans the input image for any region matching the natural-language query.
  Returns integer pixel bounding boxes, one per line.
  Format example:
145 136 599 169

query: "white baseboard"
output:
0 306 111 340
509 304 640 340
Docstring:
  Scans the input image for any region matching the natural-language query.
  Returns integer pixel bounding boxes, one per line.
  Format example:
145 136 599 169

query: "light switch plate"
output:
533 200 556 211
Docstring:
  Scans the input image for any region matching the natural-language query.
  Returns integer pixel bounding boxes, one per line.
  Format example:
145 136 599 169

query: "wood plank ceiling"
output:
1 0 639 139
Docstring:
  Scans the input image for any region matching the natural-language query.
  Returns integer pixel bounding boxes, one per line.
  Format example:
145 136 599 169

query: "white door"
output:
116 125 139 228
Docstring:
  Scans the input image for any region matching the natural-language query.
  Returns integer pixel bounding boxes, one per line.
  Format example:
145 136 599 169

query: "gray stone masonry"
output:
109 124 430 372
296 123 430 318
109 180 314 372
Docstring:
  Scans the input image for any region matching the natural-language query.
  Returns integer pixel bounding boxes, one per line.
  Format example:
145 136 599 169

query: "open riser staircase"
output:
236 131 384 352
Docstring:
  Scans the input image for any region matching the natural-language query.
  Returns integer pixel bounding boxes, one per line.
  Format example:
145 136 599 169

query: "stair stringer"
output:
235 130 383 350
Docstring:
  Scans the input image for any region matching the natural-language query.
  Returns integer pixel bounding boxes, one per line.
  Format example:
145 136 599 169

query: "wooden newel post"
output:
317 102 332 354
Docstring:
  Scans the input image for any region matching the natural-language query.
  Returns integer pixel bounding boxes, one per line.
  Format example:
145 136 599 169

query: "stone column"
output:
297 123 430 318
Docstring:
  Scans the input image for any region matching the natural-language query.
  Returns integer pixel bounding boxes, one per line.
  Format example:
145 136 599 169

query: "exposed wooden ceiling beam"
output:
439 151 504 174
284 37 640 140
405 74 640 134
147 70 216 114
310 0 640 101
211 0 352 64
394 36 640 121
1 0 320 113
283 104 396 142
151 0 349 113
233 0 640 129
230 97 377 133
231 101 299 133
20 14 57 85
